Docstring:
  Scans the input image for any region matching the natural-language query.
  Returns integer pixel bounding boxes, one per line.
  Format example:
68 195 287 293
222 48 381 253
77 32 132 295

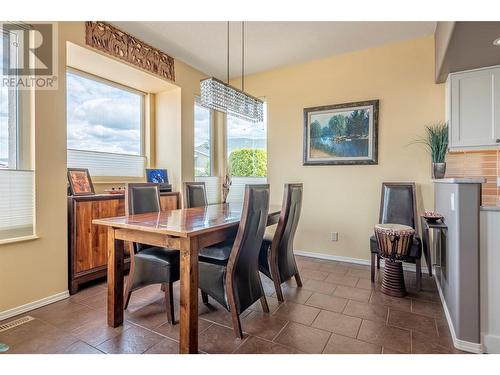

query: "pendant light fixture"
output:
200 21 264 123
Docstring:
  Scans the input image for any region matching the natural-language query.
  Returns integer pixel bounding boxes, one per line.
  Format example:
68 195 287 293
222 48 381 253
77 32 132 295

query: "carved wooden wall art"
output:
85 21 175 82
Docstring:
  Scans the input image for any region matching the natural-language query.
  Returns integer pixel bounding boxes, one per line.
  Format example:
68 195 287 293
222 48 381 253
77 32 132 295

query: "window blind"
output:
194 176 221 204
226 177 267 203
67 149 145 178
0 169 34 240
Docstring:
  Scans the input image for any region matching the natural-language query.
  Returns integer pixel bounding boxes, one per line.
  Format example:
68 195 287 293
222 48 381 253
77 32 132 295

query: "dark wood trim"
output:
85 21 175 82
303 99 379 166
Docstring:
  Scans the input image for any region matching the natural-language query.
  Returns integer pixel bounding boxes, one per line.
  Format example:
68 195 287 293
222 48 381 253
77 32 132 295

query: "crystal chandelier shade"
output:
200 77 264 123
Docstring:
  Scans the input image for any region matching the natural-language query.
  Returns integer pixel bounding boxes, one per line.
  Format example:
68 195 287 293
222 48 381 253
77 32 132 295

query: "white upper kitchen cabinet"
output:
447 66 500 150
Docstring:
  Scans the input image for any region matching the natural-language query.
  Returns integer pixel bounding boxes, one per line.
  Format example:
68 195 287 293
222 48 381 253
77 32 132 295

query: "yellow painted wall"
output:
0 22 207 314
240 36 444 260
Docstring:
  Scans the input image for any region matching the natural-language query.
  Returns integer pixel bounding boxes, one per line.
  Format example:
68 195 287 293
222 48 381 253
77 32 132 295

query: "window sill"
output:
0 234 39 246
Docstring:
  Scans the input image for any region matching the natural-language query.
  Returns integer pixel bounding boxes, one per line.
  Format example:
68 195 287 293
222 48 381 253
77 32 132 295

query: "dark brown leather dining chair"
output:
184 181 235 265
258 183 303 302
198 184 271 338
123 183 180 324
370 182 422 289
183 181 208 209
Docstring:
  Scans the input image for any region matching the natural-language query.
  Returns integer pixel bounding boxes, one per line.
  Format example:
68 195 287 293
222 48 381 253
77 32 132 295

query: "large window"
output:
194 100 219 203
226 103 267 202
0 27 34 241
194 101 212 177
66 70 145 177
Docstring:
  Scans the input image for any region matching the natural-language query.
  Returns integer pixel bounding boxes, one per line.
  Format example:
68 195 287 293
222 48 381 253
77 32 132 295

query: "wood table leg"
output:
107 227 124 327
179 237 199 354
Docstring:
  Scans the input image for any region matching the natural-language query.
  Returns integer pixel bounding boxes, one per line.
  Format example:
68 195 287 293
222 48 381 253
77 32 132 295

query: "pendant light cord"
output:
241 21 245 91
227 21 230 84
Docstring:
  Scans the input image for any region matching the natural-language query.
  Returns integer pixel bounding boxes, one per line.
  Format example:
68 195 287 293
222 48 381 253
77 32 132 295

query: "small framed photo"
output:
67 168 95 196
303 99 379 165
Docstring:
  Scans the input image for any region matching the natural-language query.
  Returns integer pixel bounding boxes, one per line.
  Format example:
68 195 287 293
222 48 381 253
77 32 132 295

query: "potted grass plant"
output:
415 123 449 179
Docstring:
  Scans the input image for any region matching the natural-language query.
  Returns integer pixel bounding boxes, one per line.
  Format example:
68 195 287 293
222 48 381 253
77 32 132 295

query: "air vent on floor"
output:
0 316 34 332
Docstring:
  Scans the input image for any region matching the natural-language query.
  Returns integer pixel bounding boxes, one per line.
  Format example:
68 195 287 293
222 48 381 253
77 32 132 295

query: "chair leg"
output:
260 296 270 313
370 252 375 283
271 277 284 302
415 259 422 291
230 309 243 339
294 272 303 287
376 254 381 269
201 291 209 305
163 282 175 324
123 267 135 309
124 290 132 310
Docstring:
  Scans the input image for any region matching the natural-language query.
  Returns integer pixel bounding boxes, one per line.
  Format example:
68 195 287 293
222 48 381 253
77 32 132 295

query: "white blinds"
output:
0 169 34 240
67 149 145 177
194 176 221 204
227 177 267 203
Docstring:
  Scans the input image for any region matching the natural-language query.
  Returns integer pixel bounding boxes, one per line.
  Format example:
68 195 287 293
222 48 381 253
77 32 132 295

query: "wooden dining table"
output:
92 202 281 354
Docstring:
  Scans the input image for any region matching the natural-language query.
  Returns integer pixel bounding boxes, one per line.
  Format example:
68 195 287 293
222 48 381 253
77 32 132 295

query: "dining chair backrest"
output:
379 182 417 230
227 184 270 314
125 183 161 252
184 182 208 208
272 183 303 282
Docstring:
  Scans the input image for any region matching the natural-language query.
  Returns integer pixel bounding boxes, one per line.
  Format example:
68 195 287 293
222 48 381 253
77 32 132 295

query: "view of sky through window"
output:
66 71 143 155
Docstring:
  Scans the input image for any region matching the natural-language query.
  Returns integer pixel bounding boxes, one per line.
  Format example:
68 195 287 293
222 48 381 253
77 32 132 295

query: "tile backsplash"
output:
445 150 500 207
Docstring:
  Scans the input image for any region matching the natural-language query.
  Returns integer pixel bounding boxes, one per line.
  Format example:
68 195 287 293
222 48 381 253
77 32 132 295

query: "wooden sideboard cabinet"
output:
68 192 180 294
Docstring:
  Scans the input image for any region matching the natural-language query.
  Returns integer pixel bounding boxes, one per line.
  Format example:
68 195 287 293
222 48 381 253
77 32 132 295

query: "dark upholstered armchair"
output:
198 184 271 338
370 182 422 289
258 183 303 302
123 183 180 324
184 181 235 265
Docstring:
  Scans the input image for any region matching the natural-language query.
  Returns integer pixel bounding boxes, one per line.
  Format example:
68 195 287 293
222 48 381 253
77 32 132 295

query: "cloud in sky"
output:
66 72 142 155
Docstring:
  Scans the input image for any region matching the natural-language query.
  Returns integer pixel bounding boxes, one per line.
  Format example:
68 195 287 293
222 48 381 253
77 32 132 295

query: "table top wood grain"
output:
93 202 281 238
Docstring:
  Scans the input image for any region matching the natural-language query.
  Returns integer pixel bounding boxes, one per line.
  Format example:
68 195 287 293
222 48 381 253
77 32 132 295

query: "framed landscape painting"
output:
303 100 379 165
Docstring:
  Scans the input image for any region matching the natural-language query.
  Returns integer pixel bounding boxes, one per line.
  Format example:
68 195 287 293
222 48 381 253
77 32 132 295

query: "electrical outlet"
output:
331 232 339 241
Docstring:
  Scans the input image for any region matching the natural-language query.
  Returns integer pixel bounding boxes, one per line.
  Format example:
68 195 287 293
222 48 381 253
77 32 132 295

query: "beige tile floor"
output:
0 255 463 354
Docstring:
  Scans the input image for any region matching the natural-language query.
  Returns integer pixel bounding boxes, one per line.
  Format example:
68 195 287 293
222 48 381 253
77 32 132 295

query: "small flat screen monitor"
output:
146 169 169 184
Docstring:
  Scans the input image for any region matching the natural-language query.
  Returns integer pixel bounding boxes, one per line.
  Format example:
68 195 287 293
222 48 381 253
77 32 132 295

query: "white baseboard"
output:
294 250 370 266
0 291 70 321
483 334 500 354
435 278 483 354
294 250 429 274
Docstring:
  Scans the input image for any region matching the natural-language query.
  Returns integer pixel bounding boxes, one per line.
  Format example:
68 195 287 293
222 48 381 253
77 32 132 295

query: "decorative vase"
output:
432 162 446 179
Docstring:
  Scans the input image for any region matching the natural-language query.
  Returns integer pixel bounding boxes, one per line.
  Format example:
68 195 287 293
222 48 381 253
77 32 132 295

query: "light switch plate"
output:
331 232 339 241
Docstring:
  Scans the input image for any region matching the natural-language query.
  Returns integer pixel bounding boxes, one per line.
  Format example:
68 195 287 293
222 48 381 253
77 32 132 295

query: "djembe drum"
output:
374 223 415 297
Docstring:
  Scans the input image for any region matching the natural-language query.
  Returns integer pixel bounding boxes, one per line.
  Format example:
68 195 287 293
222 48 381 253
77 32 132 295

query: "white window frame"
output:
194 98 215 177
0 24 36 244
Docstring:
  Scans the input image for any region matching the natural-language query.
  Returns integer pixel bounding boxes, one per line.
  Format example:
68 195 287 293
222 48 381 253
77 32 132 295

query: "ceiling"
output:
112 22 437 79
435 22 500 83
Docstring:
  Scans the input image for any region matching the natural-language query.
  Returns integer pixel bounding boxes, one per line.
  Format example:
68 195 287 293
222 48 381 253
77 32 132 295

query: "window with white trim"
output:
0 27 35 241
66 70 146 177
194 100 219 203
